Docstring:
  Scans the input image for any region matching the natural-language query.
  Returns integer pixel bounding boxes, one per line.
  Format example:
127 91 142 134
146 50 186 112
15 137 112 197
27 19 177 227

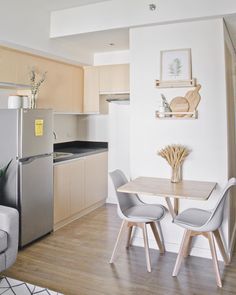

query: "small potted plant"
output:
29 68 47 108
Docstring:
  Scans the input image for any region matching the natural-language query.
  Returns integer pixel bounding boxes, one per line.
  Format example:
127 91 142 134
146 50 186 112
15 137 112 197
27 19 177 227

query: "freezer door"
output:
19 154 53 247
19 109 53 158
0 109 19 207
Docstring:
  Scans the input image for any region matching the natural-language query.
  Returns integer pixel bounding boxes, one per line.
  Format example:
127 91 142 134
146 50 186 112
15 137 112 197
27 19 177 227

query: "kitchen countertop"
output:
53 141 108 163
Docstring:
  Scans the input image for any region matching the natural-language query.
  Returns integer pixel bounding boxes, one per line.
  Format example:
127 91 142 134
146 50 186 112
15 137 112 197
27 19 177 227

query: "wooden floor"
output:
4 204 236 295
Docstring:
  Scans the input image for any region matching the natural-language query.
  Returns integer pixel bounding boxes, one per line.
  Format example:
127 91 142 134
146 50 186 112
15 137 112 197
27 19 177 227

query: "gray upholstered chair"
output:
0 205 19 271
172 177 236 287
109 169 166 272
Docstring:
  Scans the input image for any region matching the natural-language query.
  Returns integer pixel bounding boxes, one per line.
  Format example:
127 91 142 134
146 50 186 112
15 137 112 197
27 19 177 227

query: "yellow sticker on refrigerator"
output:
35 119 44 136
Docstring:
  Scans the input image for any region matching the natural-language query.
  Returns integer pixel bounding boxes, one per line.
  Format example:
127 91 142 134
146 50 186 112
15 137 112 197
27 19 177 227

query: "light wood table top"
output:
118 177 217 200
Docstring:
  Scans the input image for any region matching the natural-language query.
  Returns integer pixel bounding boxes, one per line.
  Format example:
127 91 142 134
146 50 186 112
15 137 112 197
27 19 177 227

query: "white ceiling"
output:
47 0 129 54
53 18 236 57
42 0 126 54
54 28 129 54
40 0 110 11
46 1 236 56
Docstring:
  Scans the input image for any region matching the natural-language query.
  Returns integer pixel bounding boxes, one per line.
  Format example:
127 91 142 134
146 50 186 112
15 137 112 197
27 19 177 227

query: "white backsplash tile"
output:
53 114 79 143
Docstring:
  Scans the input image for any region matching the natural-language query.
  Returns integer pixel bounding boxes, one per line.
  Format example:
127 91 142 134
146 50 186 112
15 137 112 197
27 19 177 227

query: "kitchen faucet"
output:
53 131 57 140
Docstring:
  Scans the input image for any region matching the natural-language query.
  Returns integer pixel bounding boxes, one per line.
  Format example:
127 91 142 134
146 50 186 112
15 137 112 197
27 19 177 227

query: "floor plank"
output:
4 204 236 295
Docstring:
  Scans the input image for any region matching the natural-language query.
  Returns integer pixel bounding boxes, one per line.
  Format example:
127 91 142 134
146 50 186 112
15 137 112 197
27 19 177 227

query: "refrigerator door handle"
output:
19 153 53 247
19 153 52 164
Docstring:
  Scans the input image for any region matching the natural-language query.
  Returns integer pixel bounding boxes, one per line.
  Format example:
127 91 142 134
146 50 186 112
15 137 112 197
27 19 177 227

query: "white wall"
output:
130 18 229 258
53 114 79 143
224 24 236 256
79 50 130 202
77 114 108 142
94 50 130 66
107 103 130 203
76 102 130 204
0 90 14 108
0 0 92 64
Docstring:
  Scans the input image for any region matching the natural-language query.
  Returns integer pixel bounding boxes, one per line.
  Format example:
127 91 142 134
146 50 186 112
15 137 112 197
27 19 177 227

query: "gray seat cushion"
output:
174 208 212 228
0 230 8 253
124 204 166 221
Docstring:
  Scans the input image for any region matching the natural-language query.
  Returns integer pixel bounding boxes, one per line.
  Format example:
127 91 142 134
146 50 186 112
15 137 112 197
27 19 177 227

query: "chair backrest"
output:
109 170 141 219
203 177 236 231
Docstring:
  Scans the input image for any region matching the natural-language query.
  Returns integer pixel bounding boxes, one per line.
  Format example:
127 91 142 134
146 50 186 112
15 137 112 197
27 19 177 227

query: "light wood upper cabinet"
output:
85 152 108 207
0 47 18 83
35 57 56 110
99 64 129 94
83 66 99 113
35 58 83 113
83 64 129 113
0 46 83 113
71 66 84 113
0 46 129 113
16 51 35 85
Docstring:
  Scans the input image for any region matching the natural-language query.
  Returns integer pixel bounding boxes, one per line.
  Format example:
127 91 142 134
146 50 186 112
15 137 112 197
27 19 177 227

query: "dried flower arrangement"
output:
29 68 47 108
158 144 190 182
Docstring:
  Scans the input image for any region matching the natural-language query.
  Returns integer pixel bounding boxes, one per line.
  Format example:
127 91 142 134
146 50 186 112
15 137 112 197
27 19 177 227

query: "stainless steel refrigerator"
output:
0 109 53 247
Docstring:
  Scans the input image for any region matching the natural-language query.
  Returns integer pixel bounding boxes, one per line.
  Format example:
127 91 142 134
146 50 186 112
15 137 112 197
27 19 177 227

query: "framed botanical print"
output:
160 48 192 82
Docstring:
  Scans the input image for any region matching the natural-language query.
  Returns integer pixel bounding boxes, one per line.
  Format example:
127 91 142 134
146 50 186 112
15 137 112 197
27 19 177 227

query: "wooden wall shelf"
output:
155 110 198 119
155 79 196 88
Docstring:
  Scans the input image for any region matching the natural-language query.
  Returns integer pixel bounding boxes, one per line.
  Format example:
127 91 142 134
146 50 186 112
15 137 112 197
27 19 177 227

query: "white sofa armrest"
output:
0 205 19 269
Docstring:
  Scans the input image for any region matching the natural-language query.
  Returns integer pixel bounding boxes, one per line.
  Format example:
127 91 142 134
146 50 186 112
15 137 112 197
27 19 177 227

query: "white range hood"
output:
106 93 130 104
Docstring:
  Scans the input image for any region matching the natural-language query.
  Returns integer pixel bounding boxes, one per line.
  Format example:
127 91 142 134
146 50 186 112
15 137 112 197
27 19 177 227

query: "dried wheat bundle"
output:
158 144 190 169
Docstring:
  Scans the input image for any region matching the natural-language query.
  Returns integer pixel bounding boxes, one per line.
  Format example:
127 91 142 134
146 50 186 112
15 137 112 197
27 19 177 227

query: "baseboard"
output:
132 236 221 261
106 197 117 204
53 200 106 231
229 221 236 261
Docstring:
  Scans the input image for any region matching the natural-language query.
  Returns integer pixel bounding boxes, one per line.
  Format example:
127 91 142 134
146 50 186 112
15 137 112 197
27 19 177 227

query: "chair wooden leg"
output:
150 222 165 254
172 230 192 276
110 220 127 264
184 235 193 258
156 221 166 252
126 224 133 249
141 223 151 272
213 229 230 265
207 232 222 288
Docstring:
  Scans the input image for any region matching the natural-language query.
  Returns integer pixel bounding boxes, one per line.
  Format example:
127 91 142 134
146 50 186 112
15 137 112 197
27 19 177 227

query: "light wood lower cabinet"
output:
85 152 108 207
70 159 85 215
53 158 85 224
53 162 71 224
53 152 108 228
